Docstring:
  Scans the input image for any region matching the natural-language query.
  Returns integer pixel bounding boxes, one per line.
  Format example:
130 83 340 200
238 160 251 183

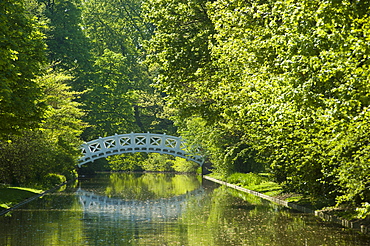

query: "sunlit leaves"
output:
0 68 86 185
80 0 160 139
144 0 217 120
145 0 370 206
37 68 86 151
0 0 46 137
81 49 138 139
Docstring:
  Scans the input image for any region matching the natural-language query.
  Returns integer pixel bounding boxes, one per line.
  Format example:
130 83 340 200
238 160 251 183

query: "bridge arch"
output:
78 132 204 167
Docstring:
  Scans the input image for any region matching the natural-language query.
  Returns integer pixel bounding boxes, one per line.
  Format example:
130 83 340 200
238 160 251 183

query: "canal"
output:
0 173 369 245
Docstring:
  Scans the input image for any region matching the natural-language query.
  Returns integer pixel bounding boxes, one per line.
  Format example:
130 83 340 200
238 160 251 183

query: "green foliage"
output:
143 0 217 121
141 153 174 172
37 68 85 175
40 0 93 92
132 90 177 134
0 131 78 186
79 0 173 140
107 153 199 172
107 153 145 172
227 173 266 187
42 173 66 189
37 69 85 150
82 0 151 62
0 0 46 137
0 131 58 185
176 117 228 173
145 0 370 208
171 157 199 173
0 68 85 186
81 48 139 139
355 202 370 220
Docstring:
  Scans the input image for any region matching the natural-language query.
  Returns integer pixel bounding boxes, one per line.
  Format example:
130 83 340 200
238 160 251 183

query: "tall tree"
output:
143 0 217 122
0 69 86 185
0 0 46 137
41 0 93 91
144 0 370 207
80 0 170 140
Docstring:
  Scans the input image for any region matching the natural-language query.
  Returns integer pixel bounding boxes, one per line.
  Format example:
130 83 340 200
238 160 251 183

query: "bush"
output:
141 153 174 172
42 173 66 189
171 157 199 173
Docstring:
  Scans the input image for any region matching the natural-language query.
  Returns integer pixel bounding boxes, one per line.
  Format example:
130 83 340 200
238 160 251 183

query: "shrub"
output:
42 173 66 189
171 157 199 173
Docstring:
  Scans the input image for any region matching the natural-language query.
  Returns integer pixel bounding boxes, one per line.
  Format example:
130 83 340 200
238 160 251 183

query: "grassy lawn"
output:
0 187 43 210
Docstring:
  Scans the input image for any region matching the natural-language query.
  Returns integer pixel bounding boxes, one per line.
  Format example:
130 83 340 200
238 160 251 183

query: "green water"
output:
0 172 369 245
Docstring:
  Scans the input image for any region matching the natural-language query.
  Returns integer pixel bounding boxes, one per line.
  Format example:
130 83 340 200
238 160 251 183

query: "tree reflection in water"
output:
0 173 369 245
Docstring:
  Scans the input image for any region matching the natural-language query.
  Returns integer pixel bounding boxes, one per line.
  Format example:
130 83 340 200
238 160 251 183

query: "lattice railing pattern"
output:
78 133 204 167
77 188 205 219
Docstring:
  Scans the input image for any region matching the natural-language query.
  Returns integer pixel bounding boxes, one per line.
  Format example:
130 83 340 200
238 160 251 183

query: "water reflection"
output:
0 173 369 246
89 172 203 200
77 173 209 245
77 187 205 220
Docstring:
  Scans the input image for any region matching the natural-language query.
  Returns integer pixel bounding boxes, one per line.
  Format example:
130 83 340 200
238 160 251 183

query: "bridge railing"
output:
78 132 204 167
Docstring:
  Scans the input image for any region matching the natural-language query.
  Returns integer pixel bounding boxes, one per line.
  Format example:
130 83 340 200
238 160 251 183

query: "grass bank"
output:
207 172 370 224
0 186 43 211
208 172 284 197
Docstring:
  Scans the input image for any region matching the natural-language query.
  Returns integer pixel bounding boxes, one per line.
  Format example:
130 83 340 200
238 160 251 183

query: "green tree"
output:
205 0 370 203
171 157 199 173
37 69 86 173
0 69 86 186
140 153 174 172
144 0 370 208
80 0 174 141
40 0 93 91
0 0 46 137
143 0 218 122
108 153 145 171
81 49 139 139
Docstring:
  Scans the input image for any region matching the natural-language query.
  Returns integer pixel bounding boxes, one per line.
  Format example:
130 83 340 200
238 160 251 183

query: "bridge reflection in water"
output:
76 188 205 221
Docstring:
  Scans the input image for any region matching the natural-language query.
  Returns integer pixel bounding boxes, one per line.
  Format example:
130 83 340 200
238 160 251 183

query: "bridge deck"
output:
78 133 204 167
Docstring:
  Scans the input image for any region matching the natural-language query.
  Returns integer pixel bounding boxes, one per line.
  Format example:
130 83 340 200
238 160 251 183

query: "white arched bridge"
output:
78 132 205 167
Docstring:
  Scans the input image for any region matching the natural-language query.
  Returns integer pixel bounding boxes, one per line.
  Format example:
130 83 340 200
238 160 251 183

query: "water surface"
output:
0 172 369 245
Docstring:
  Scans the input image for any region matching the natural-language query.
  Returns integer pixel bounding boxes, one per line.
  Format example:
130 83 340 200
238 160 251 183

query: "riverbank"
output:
0 187 43 211
0 182 69 216
204 175 370 234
